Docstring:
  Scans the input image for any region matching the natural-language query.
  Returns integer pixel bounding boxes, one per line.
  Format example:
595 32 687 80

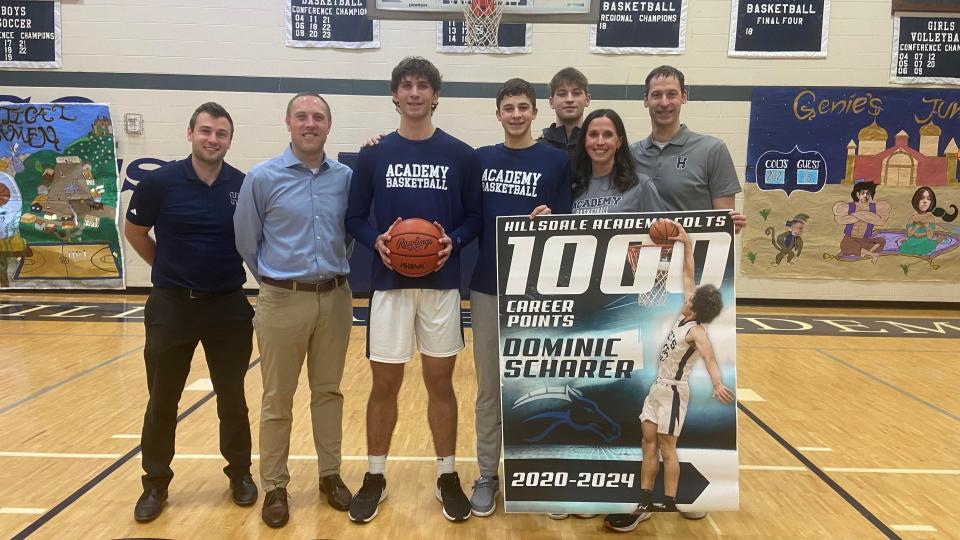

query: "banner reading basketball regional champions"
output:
497 210 738 514
0 103 124 289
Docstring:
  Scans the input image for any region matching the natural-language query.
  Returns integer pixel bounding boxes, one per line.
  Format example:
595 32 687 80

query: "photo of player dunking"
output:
605 220 735 533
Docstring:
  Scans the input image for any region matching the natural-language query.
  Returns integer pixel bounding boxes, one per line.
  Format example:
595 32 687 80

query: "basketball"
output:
470 0 496 16
649 218 679 246
386 218 444 277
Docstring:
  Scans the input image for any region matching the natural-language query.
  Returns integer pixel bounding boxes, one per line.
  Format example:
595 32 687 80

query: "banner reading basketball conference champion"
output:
496 210 738 514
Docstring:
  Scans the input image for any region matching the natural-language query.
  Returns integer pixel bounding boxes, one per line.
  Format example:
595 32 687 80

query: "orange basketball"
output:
386 218 444 277
649 219 679 246
471 0 496 16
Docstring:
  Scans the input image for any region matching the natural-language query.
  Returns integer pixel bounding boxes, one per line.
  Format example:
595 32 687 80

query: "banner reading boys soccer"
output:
497 210 738 514
0 103 124 289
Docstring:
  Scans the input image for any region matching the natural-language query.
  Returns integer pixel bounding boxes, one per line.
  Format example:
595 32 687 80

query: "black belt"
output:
261 275 346 293
154 287 239 299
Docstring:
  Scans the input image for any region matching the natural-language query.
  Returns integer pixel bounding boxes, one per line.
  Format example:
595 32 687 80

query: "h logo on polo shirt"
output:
229 192 238 205
676 156 687 170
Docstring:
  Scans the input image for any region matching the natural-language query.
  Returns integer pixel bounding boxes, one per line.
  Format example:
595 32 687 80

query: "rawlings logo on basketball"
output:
396 237 433 252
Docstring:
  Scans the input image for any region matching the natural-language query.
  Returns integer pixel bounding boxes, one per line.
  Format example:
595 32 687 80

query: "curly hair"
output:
571 109 638 199
691 284 723 324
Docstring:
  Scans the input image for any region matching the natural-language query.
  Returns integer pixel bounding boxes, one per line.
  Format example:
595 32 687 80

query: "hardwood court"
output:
0 294 957 539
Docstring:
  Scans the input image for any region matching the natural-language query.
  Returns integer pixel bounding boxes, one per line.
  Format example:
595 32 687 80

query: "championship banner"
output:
0 103 124 289
286 0 380 49
742 87 960 282
892 16 960 85
436 22 531 53
728 0 830 58
0 0 61 68
497 210 738 514
590 0 686 55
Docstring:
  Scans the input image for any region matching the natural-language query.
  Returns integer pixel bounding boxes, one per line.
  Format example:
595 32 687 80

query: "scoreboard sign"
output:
0 0 60 68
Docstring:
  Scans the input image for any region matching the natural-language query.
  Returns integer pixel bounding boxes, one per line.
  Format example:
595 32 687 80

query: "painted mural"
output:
743 87 960 281
0 103 123 289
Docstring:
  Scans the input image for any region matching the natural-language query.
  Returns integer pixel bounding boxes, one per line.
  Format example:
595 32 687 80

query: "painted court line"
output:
2 451 957 476
818 349 960 423
185 378 213 391
890 525 937 532
110 434 140 439
0 509 46 515
705 513 723 535
736 388 765 402
0 345 143 415
796 447 833 452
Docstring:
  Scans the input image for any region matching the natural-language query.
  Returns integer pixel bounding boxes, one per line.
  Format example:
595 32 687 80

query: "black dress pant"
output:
140 288 255 490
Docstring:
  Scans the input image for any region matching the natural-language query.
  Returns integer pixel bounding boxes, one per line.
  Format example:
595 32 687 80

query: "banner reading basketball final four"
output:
496 210 738 514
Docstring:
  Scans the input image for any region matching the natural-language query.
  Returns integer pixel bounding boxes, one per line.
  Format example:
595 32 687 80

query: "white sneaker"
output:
680 510 707 520
547 513 569 520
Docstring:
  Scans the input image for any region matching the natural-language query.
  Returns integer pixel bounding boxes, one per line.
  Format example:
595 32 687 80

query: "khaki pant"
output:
470 290 502 478
256 282 352 490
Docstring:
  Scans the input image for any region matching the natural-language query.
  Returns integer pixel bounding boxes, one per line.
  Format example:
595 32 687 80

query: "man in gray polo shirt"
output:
630 65 746 232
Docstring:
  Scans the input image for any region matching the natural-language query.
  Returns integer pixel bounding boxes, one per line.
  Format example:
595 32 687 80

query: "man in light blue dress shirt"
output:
233 93 354 528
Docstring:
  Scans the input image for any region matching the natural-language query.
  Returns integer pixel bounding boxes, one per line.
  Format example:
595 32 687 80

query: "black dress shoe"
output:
230 473 258 506
134 488 167 523
262 487 289 528
319 474 353 511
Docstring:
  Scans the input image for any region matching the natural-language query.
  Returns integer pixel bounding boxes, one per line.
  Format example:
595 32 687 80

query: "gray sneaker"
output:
470 475 499 517
680 510 707 520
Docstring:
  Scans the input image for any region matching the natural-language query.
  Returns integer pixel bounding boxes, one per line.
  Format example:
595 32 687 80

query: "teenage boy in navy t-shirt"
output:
345 56 482 524
467 78 572 517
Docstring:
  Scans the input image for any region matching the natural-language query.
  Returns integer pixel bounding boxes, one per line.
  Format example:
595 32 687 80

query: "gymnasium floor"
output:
0 293 957 539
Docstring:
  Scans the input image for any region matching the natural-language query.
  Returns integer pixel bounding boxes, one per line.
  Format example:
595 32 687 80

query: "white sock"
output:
369 454 387 476
437 455 455 477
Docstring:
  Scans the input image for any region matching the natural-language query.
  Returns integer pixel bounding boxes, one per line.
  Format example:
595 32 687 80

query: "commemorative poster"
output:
728 0 830 58
286 0 380 49
0 0 61 68
892 16 960 84
497 210 738 514
590 0 686 54
742 87 960 282
437 22 531 54
0 103 124 289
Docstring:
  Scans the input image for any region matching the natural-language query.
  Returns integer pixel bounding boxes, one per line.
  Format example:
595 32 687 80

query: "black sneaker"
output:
604 505 653 533
348 473 387 524
435 472 471 522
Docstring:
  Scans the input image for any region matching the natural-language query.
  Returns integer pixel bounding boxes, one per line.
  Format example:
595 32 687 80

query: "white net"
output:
462 0 503 49
637 252 672 308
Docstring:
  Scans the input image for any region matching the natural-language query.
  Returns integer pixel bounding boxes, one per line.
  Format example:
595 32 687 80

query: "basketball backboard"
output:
366 0 599 23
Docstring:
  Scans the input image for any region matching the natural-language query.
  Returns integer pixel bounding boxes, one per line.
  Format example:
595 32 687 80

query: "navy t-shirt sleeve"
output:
125 174 163 227
451 149 483 253
345 146 379 251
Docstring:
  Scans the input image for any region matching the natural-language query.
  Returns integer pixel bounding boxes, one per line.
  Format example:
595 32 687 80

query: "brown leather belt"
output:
261 275 346 293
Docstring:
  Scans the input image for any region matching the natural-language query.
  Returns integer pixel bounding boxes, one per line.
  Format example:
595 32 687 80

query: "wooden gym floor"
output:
0 293 957 539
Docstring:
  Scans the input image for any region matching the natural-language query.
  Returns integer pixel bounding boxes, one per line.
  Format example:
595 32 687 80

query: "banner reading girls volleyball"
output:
497 210 738 514
0 102 124 289
742 87 960 282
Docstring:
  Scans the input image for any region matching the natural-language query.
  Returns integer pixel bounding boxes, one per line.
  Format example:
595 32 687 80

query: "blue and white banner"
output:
286 0 380 49
437 22 531 54
497 211 738 514
590 0 686 55
0 0 61 68
728 0 830 58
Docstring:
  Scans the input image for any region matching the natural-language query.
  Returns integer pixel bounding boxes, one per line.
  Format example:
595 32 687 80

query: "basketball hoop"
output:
463 0 503 49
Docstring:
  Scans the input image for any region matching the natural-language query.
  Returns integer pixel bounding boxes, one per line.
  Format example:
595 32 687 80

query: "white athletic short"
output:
639 379 690 436
367 288 464 363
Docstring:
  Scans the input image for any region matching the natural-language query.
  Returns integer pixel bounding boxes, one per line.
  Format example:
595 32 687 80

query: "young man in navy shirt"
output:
345 56 482 524
125 102 257 523
539 67 592 154
468 78 572 517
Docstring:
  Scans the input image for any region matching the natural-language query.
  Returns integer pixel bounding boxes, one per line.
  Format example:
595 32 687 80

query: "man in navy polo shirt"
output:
125 102 257 523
